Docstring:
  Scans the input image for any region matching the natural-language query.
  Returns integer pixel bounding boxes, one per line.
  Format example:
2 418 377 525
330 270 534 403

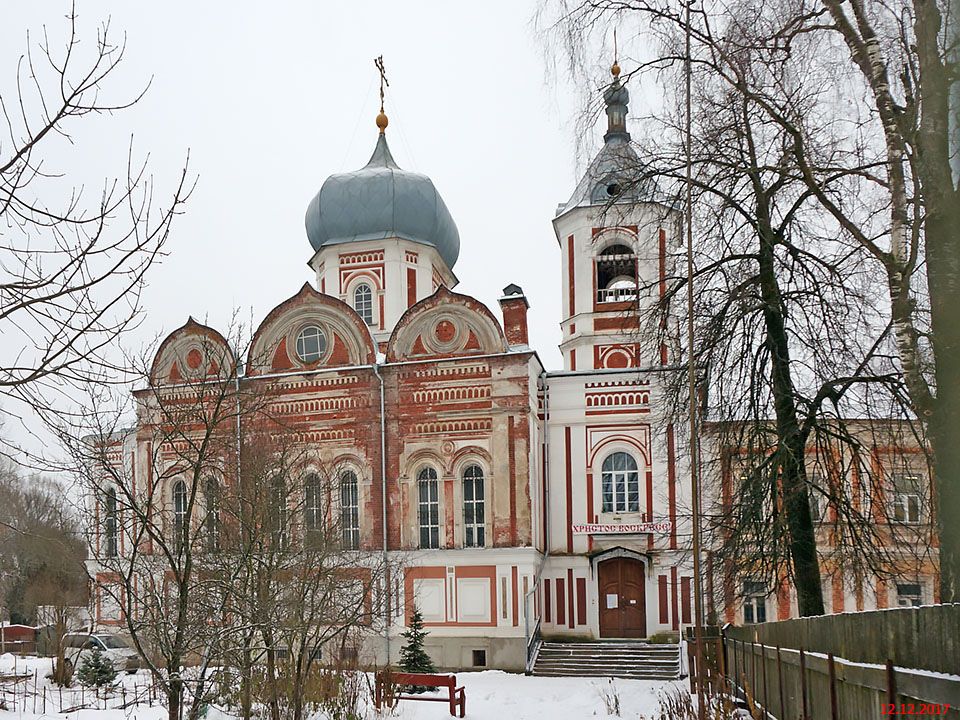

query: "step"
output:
531 640 681 680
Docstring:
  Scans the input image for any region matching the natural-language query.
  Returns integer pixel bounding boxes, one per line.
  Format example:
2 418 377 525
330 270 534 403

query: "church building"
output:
88 59 937 674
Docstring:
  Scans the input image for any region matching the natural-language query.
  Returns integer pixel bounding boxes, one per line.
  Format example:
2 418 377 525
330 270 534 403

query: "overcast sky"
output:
3 2 648 453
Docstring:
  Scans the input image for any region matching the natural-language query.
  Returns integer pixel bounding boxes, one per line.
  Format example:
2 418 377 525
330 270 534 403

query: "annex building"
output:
88 65 938 672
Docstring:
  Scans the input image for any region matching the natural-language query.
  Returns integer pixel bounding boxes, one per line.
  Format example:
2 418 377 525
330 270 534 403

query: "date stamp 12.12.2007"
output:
881 704 951 715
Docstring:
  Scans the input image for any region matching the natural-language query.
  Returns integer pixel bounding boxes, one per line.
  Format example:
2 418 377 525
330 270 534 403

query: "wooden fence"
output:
714 605 960 720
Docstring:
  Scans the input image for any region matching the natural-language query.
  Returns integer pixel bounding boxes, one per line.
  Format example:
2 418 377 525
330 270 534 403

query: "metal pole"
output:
684 0 707 717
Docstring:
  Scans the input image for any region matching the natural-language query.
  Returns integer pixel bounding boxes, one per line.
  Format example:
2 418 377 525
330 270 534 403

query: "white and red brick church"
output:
87 65 702 671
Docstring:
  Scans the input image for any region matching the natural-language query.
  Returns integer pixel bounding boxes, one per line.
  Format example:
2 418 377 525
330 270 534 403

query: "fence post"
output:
886 658 897 708
761 642 769 718
799 647 809 720
688 640 696 693
828 653 838 720
716 636 725 693
732 638 739 699
776 645 785 720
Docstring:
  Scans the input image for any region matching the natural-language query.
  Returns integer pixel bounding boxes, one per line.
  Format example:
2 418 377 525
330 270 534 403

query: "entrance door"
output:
598 557 647 638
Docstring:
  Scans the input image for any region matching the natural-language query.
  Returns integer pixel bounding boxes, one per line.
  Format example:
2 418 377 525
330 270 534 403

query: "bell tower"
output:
552 61 676 372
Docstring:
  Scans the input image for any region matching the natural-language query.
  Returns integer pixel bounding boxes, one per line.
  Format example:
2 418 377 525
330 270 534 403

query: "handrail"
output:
524 617 542 675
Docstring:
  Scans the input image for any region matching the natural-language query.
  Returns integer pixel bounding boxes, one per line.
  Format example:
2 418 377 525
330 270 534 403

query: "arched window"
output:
269 477 288 551
304 473 322 543
601 452 640 513
204 478 220 553
417 467 440 549
353 284 374 326
104 488 118 557
462 465 485 547
596 244 637 303
340 471 360 550
172 480 188 550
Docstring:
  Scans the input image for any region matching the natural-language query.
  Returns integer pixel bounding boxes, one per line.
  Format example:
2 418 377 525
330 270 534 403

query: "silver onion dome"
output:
304 133 460 269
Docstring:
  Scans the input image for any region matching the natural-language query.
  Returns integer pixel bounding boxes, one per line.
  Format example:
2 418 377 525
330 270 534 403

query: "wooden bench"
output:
374 671 466 717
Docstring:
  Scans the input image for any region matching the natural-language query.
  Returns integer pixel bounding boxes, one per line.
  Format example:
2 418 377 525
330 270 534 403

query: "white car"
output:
62 632 141 675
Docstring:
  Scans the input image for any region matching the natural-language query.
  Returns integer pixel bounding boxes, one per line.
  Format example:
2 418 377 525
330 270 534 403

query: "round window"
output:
295 325 326 363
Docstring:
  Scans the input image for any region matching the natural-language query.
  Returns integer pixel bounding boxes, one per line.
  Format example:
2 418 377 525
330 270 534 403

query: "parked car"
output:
61 632 141 675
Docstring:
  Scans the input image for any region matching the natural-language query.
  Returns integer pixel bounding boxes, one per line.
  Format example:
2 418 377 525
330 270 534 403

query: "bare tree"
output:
0 6 192 452
539 0 956 607
61 326 246 720
206 423 386 720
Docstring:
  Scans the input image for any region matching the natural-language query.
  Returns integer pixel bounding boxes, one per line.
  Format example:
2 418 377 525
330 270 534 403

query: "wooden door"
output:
598 557 647 638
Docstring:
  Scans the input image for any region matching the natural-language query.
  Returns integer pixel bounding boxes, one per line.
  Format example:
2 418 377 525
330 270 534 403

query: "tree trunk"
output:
757 203 825 616
168 676 183 720
913 0 960 603
241 639 252 720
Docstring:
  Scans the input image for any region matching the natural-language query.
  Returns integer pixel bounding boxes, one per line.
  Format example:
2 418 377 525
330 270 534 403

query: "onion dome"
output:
304 132 460 269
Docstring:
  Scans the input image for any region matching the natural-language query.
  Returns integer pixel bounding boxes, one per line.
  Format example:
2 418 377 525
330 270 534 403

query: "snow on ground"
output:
0 654 685 720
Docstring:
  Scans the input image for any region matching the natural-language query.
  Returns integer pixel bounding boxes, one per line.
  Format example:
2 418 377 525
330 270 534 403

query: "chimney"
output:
499 284 530 347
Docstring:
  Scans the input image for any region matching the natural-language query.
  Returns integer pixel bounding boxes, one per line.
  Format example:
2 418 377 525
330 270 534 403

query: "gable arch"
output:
404 449 448 478
149 318 235 386
451 446 494 477
247 283 376 375
387 285 507 362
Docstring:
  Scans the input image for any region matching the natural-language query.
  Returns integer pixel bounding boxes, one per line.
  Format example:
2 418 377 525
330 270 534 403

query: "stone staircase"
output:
531 640 681 680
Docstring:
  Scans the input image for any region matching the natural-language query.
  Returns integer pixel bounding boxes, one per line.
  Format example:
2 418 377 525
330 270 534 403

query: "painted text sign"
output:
571 521 673 534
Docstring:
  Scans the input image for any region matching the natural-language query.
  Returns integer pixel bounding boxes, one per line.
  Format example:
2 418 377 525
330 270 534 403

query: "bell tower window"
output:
596 244 637 303
353 284 374 325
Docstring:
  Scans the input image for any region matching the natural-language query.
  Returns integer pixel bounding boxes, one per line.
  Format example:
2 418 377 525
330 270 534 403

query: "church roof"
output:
555 66 656 217
304 133 461 268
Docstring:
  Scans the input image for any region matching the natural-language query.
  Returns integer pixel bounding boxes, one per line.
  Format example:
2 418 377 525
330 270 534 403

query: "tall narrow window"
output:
892 475 922 524
304 473 322 544
601 452 640 513
269 477 288 551
204 478 220 553
104 488 118 557
340 470 360 550
354 284 374 326
743 581 767 624
417 467 440 549
172 480 188 550
462 465 485 547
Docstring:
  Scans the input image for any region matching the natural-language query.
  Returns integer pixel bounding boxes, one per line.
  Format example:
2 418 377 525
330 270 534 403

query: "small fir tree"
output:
76 646 117 689
398 606 436 692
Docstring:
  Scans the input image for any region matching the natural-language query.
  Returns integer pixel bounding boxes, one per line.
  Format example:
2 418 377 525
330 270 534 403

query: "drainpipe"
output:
372 363 390 666
524 371 551 672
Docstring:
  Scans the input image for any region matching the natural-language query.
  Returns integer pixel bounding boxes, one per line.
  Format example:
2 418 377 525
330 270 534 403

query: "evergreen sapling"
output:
76 646 117 689
398 606 436 692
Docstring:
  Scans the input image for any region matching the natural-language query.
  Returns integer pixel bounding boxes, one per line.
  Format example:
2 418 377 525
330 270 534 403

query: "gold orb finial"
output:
376 111 389 133
611 60 621 78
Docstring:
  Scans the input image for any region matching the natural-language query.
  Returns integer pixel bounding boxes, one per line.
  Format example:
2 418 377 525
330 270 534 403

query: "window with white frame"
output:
172 480 188 550
304 473 322 543
896 582 922 607
462 464 485 547
808 475 826 524
295 325 326 363
742 581 767 624
601 452 640 513
104 488 118 557
204 477 220 553
353 284 374 326
417 467 440 549
341 470 360 550
269 476 288 550
892 475 922 524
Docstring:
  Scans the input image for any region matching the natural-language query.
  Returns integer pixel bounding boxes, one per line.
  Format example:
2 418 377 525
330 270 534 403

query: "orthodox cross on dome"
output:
612 28 621 78
374 55 390 134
